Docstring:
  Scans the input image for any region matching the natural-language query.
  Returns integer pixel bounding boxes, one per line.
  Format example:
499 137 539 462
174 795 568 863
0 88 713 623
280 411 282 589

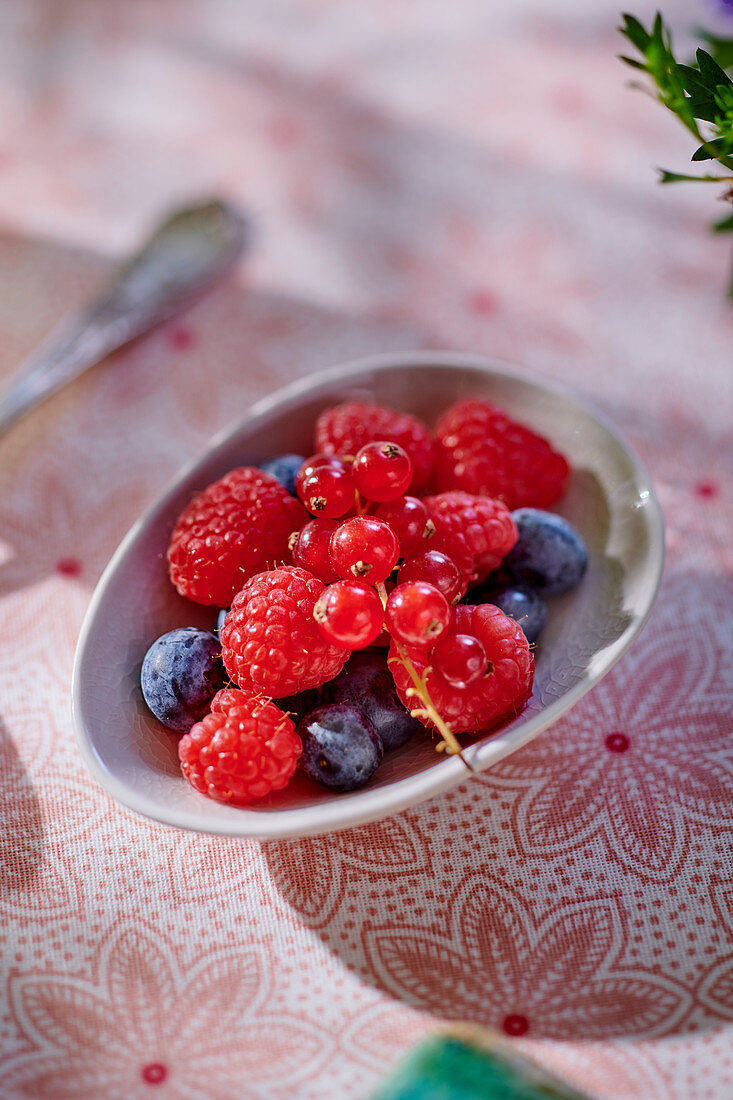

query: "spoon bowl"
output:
72 352 664 838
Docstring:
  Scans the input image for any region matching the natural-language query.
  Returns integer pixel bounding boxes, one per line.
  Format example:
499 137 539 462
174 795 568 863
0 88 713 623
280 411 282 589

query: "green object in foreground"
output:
370 1034 590 1100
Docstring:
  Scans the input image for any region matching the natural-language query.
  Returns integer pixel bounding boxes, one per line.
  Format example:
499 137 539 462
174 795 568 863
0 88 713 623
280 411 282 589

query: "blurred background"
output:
0 0 730 577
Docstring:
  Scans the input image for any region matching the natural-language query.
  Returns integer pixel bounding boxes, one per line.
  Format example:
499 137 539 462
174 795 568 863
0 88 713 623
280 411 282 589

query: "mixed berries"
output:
141 396 588 806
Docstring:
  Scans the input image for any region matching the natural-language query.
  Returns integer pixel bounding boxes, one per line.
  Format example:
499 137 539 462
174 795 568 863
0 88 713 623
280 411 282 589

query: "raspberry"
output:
220 566 349 697
315 402 434 491
179 692 301 805
389 604 534 734
210 687 246 713
167 468 307 606
423 491 518 578
434 399 570 509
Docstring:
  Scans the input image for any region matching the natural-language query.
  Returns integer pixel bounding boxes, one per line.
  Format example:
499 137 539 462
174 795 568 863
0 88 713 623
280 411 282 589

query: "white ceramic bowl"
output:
72 352 664 838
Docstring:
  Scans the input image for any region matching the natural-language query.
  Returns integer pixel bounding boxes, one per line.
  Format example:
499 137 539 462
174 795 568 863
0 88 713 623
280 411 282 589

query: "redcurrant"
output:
295 453 349 496
297 465 356 519
330 516 400 584
351 441 413 503
290 519 340 582
431 633 488 688
375 496 434 559
385 581 451 647
313 580 385 649
398 550 462 604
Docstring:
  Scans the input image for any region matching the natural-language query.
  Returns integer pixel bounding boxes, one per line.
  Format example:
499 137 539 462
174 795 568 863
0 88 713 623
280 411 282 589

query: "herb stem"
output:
389 641 474 771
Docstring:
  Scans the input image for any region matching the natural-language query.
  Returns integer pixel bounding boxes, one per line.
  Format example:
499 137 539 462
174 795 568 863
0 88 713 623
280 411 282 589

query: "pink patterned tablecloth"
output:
1 2 732 1097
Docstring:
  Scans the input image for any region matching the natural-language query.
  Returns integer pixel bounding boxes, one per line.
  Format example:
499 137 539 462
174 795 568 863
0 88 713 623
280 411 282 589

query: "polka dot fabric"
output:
0 3 731 1098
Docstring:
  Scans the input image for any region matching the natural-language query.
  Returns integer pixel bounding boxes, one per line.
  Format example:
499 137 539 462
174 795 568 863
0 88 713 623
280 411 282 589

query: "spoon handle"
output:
0 199 248 435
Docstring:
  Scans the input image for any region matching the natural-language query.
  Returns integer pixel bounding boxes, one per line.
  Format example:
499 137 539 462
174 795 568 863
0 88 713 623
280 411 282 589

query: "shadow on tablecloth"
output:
0 716 45 903
263 565 733 1043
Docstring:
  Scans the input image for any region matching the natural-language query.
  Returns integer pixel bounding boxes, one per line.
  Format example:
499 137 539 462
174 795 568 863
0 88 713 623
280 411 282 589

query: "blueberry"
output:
275 688 321 724
503 509 588 595
215 608 228 639
321 651 420 751
475 584 548 644
298 704 383 791
260 454 305 496
141 628 225 732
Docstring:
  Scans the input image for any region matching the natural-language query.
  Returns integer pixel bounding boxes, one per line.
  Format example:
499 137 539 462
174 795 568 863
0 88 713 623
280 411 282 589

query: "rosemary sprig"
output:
619 12 733 294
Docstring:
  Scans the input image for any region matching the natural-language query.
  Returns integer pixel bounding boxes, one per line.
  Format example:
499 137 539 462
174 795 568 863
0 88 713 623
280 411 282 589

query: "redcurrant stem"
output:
389 641 473 772
376 580 388 609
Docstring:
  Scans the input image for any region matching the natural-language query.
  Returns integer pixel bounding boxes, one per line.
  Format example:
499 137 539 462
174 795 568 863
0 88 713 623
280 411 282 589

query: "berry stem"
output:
389 641 473 771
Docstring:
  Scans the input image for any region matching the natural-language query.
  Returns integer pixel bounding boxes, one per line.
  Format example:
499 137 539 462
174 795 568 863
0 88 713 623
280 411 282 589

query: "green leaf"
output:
696 48 733 88
676 63 711 96
657 168 725 183
713 83 733 118
686 94 721 123
697 32 733 74
619 13 651 53
620 16 733 177
691 137 733 162
619 55 648 71
713 212 733 233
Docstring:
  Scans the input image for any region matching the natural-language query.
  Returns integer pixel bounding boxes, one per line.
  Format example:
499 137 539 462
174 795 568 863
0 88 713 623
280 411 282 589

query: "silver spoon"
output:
0 199 248 435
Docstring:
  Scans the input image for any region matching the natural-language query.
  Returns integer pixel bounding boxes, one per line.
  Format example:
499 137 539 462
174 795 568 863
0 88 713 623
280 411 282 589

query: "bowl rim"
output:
71 350 665 838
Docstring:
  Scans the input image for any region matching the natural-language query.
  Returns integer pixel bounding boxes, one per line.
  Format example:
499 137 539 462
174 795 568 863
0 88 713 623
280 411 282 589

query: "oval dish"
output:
72 352 664 838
